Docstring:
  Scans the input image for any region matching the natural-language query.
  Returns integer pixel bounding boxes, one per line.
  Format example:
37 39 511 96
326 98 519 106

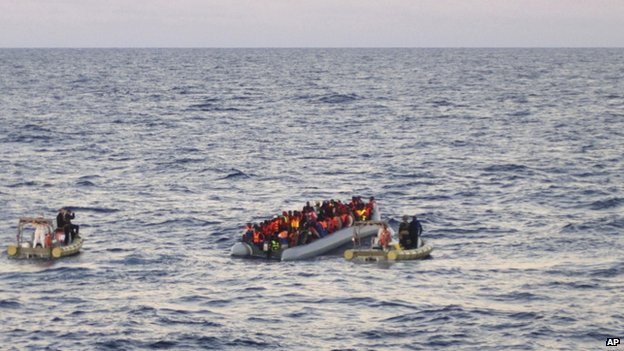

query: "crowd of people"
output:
241 196 377 252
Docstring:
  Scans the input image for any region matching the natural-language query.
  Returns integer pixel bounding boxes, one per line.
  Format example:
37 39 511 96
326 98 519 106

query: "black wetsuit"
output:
57 212 66 229
408 218 422 249
398 222 412 249
64 212 79 244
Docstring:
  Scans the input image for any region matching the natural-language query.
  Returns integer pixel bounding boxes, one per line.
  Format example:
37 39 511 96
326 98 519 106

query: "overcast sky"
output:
1 0 623 47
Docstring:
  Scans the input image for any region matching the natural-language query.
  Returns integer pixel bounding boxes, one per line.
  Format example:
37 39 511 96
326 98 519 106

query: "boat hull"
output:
344 240 433 262
7 238 83 259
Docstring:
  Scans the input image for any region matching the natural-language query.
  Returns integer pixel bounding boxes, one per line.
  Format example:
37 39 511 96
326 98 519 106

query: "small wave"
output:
148 340 177 349
382 312 426 323
7 181 38 188
0 299 22 309
221 169 249 179
94 339 134 350
44 266 92 274
483 164 529 173
589 197 623 210
23 124 53 133
173 157 205 164
123 255 147 265
509 311 542 320
188 102 216 111
187 102 240 112
76 180 97 187
319 93 360 104
145 218 219 228
508 110 531 117
226 338 274 348
430 99 454 107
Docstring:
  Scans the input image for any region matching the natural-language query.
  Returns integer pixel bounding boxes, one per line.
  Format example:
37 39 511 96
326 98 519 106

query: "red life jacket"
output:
379 229 391 247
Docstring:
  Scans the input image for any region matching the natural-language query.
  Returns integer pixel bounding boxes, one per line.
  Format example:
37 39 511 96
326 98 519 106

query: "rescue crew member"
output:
398 215 412 249
408 215 423 249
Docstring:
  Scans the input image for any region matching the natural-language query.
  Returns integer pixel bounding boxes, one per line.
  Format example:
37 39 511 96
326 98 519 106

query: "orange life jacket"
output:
270 220 279 233
329 217 339 232
252 232 263 244
278 230 289 239
291 217 300 229
319 220 328 230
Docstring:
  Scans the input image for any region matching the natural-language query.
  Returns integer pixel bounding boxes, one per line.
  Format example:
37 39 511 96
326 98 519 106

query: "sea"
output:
0 48 622 350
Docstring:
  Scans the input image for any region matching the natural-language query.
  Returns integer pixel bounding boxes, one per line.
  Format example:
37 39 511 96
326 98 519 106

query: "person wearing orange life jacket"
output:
329 216 340 232
270 217 280 233
315 217 329 237
323 217 332 234
340 212 353 228
290 212 300 231
252 230 265 248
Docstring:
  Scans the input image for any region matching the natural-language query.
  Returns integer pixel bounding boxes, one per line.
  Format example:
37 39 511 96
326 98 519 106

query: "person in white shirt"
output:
32 218 51 248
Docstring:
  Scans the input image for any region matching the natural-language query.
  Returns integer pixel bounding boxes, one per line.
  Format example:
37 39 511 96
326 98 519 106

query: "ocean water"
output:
0 48 622 350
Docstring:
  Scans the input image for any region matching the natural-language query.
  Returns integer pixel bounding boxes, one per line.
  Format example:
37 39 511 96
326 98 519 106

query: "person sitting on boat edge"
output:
377 223 392 251
408 215 423 249
398 215 412 249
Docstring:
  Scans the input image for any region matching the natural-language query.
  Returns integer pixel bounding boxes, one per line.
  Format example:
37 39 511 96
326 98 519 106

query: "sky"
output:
0 0 623 47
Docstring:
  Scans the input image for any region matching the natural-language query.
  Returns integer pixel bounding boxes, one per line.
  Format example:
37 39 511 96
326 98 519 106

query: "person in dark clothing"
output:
56 208 66 229
408 215 423 249
398 215 412 249
63 209 79 245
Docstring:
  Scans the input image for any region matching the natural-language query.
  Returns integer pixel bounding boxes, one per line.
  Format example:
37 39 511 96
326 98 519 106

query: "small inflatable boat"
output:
6 217 83 259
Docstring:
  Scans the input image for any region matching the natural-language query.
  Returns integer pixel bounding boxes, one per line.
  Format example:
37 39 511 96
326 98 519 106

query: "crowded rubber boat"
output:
231 196 385 261
6 208 83 259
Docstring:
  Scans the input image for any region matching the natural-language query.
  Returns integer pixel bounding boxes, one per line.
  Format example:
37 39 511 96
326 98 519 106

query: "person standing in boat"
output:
408 215 423 249
56 208 66 229
398 215 412 249
33 216 52 248
63 209 79 245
